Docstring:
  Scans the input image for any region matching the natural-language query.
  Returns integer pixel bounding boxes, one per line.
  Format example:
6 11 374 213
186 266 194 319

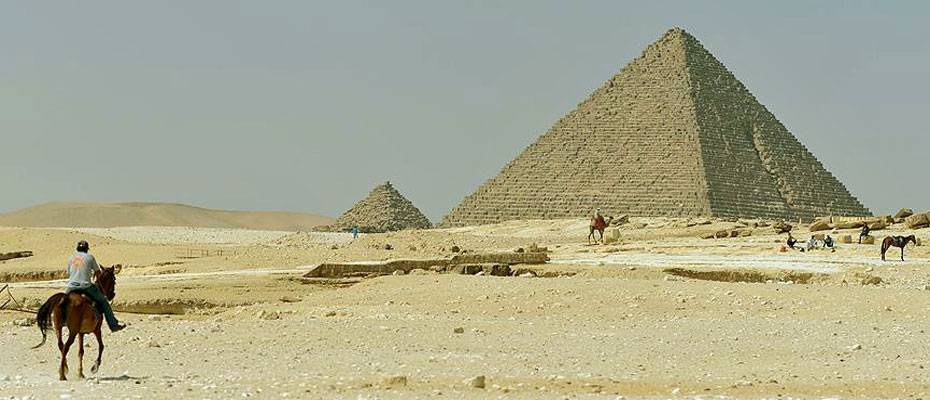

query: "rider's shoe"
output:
110 323 127 333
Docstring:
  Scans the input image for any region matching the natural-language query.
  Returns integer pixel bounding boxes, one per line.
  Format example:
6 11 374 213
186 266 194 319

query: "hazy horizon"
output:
3 1 928 221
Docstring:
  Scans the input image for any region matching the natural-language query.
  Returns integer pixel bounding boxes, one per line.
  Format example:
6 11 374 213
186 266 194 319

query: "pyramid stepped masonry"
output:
441 28 870 227
323 182 432 233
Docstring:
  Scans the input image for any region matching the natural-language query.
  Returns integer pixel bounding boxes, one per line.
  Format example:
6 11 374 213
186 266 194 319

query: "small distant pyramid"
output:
325 182 432 233
441 27 870 226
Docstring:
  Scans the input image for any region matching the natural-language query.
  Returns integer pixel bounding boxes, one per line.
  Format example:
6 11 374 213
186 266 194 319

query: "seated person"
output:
806 236 818 251
823 235 835 252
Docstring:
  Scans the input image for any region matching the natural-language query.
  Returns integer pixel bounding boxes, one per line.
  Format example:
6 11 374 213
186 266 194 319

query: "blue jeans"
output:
65 285 120 330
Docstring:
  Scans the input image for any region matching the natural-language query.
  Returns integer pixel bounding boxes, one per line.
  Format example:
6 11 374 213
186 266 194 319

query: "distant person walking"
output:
351 225 359 240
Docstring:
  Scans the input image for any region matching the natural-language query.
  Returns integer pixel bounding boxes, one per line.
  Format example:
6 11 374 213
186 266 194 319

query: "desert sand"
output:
1 218 930 399
0 202 333 232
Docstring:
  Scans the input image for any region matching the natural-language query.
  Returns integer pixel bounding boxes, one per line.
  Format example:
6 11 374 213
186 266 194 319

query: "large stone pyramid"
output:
326 182 432 233
442 28 870 227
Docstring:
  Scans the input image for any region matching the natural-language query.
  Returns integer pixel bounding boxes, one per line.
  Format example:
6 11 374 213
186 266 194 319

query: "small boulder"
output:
772 221 792 234
465 375 486 389
860 235 875 245
839 235 853 244
453 327 465 334
603 229 621 244
383 375 408 387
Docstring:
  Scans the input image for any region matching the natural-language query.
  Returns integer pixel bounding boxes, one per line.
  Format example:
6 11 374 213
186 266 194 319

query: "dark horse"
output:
588 215 614 244
33 265 121 380
881 235 917 261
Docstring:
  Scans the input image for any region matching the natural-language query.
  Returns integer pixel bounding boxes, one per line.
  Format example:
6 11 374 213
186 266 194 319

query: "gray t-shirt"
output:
66 252 100 289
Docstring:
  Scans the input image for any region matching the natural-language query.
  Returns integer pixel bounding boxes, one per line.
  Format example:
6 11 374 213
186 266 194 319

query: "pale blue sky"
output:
1 1 927 221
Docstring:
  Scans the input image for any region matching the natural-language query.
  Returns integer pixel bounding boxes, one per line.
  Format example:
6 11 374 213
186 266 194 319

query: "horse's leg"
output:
60 331 77 381
901 247 905 261
597 229 604 244
55 323 64 352
91 328 103 374
77 334 85 379
881 243 887 261
588 228 593 244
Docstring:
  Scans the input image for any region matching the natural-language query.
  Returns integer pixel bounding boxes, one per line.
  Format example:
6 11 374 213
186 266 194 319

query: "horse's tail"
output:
32 293 67 349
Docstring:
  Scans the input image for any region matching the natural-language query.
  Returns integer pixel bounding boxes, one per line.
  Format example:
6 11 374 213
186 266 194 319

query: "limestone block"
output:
809 219 832 232
905 213 930 229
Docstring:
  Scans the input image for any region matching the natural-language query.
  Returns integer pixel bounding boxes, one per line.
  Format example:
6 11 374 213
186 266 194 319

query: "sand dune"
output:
0 202 333 231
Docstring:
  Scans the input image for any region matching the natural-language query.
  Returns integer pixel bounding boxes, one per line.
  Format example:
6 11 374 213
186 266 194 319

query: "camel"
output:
588 215 614 244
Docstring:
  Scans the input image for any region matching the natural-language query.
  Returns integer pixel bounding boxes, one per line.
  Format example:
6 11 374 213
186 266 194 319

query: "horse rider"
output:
66 240 125 332
592 208 606 228
859 224 870 244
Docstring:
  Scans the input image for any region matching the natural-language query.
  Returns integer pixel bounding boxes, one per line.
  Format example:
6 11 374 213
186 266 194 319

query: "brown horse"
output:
33 265 121 380
881 235 917 261
588 216 614 244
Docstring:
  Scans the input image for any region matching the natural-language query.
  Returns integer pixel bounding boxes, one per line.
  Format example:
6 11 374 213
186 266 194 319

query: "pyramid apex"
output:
662 26 694 40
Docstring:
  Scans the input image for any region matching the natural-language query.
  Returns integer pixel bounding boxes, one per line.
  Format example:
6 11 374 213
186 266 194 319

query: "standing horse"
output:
33 265 121 380
881 235 916 261
588 216 614 244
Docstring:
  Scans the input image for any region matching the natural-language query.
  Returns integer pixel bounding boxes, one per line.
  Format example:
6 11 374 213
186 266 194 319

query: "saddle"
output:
894 236 906 247
67 292 103 317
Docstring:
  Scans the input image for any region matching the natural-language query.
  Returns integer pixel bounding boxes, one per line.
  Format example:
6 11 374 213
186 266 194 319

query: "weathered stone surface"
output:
809 220 832 232
322 182 431 233
906 213 930 229
867 220 888 231
440 28 870 227
302 253 548 278
895 208 914 220
772 221 793 234
835 221 865 230
860 235 876 245
603 228 621 244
